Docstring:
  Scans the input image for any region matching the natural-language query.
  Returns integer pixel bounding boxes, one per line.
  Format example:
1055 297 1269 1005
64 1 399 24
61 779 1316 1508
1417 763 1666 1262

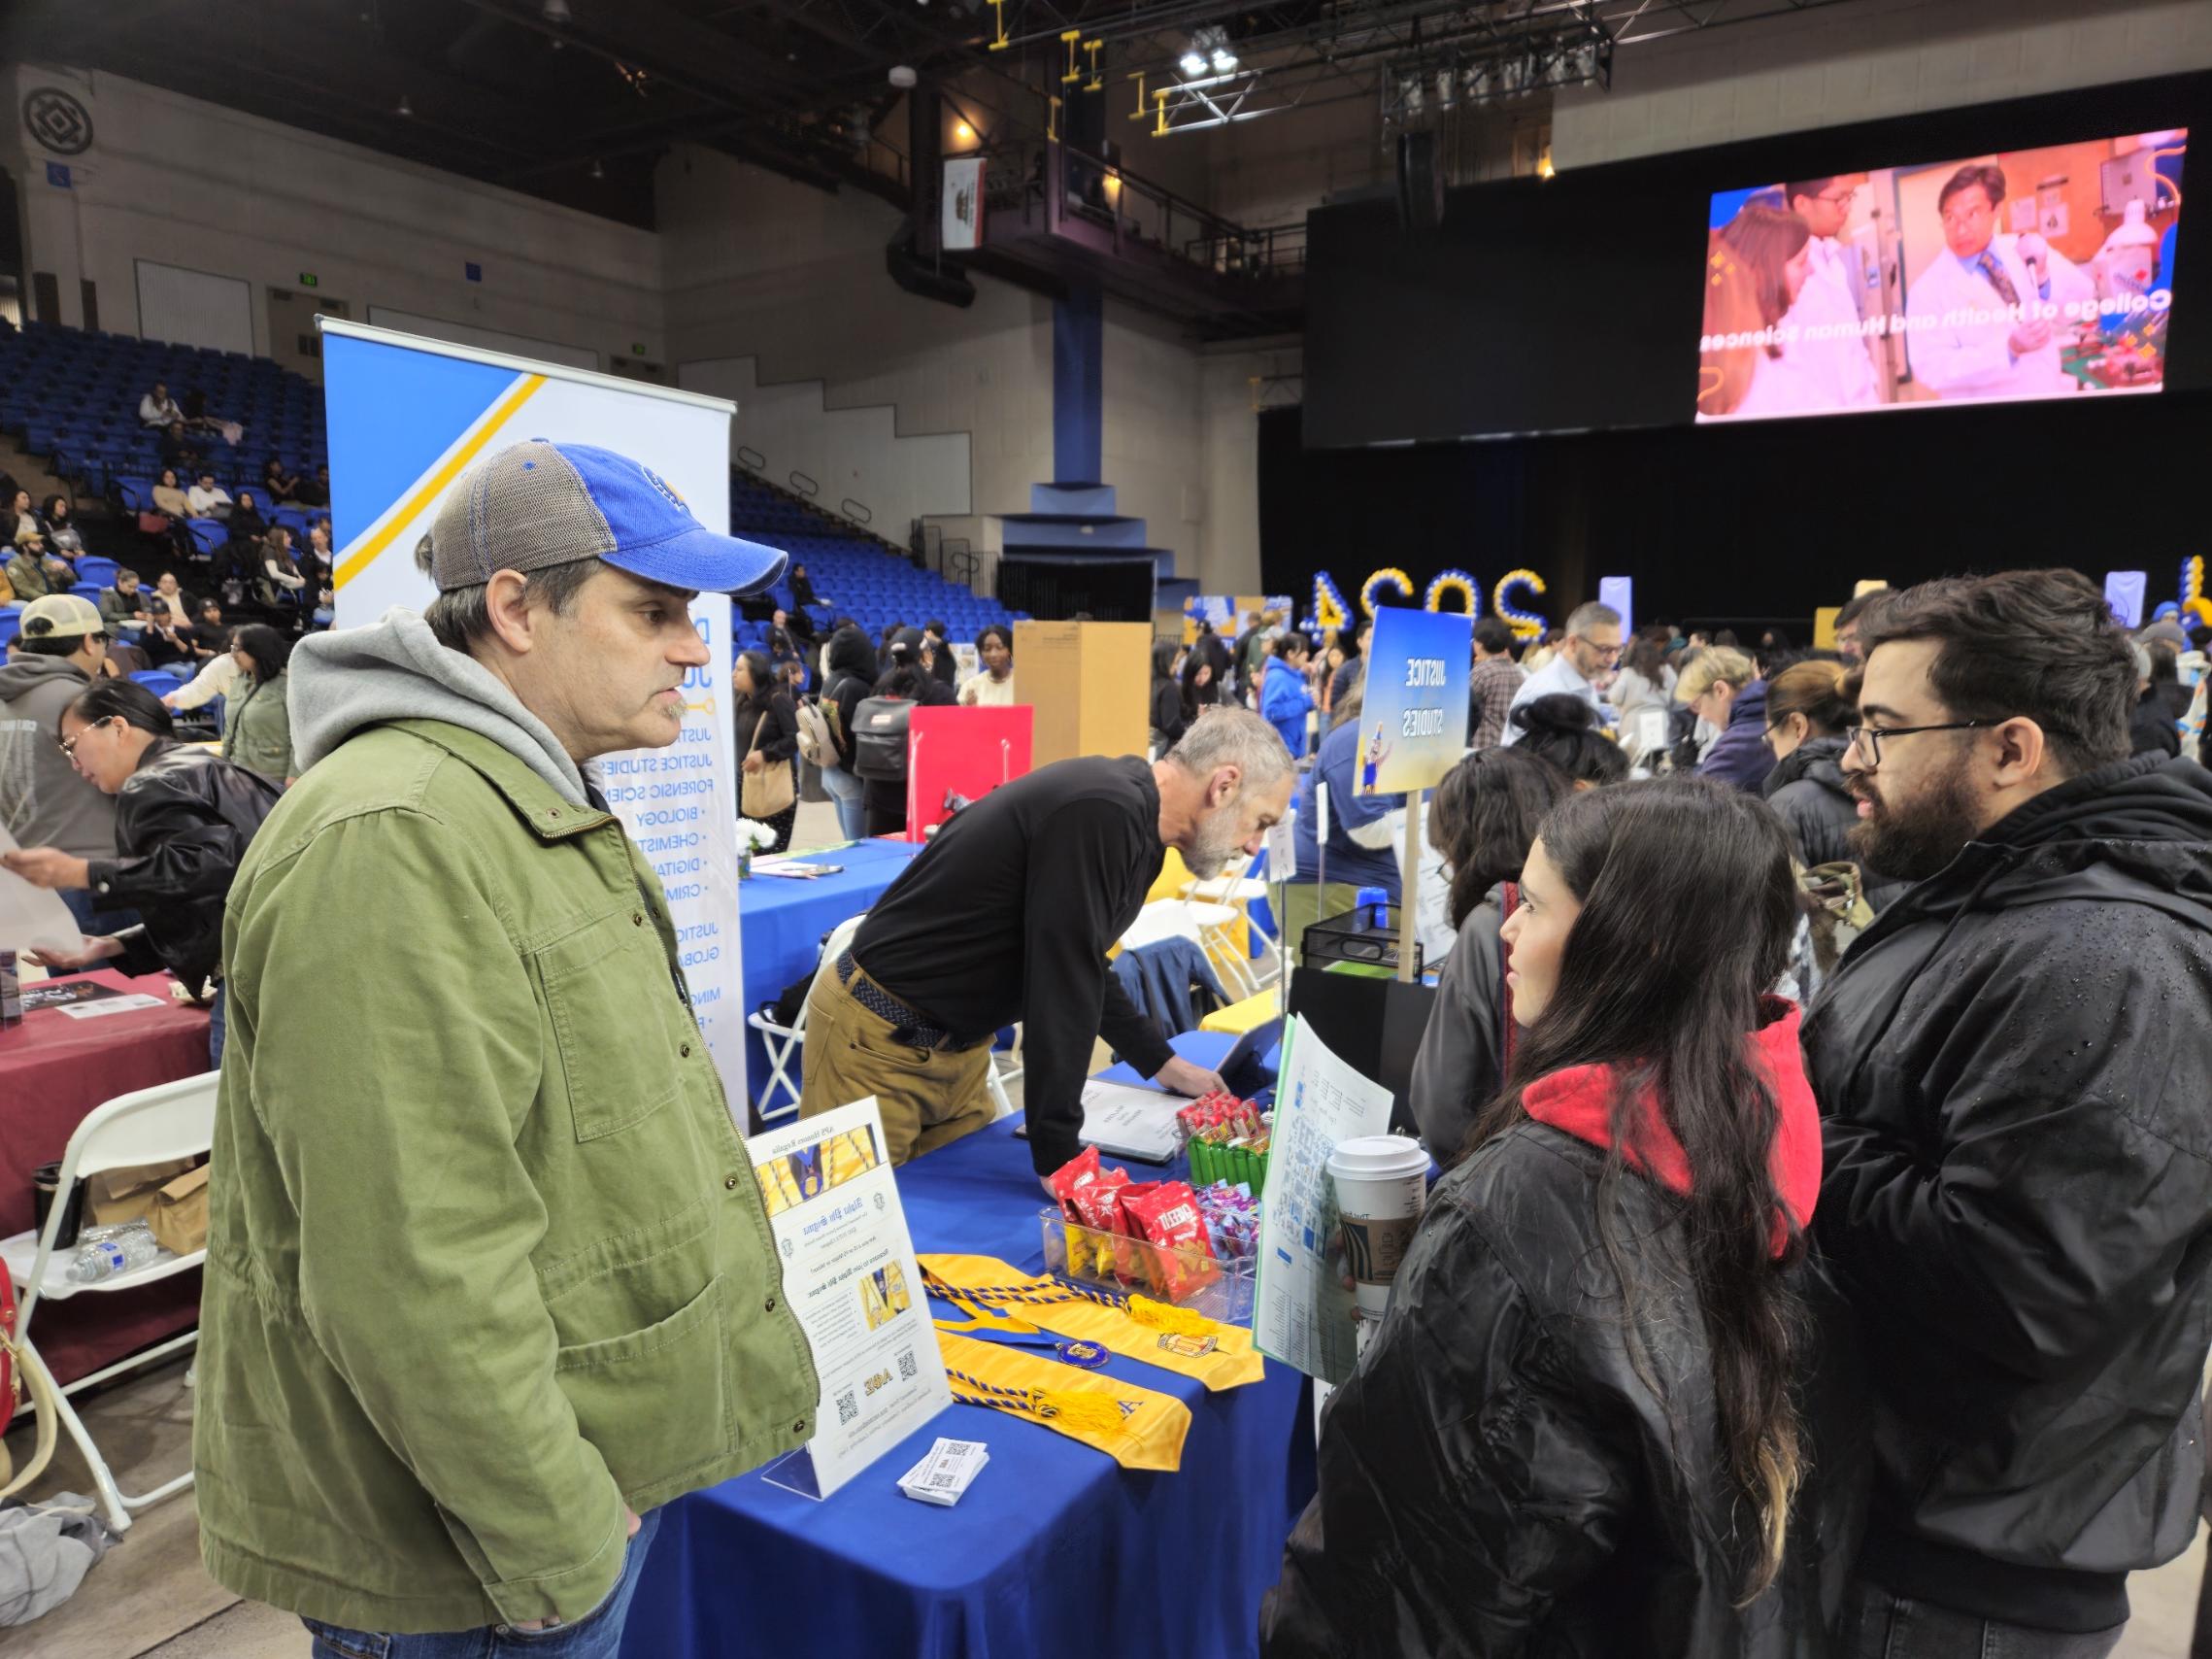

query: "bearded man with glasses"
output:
1804 568 2212 1659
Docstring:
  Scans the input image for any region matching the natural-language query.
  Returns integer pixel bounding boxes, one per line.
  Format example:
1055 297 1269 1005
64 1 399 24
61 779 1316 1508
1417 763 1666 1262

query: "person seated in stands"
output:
788 562 818 609
225 488 269 545
302 525 335 628
148 467 199 560
99 567 151 642
766 608 800 661
185 597 233 660
34 494 82 559
262 457 301 504
142 576 199 669
159 421 201 476
291 462 330 508
258 525 307 611
140 380 184 428
7 521 74 598
188 470 234 522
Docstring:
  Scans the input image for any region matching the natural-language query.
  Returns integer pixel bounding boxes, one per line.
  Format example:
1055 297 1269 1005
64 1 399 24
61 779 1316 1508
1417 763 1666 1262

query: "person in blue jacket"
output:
1261 632 1317 757
1677 645 1771 792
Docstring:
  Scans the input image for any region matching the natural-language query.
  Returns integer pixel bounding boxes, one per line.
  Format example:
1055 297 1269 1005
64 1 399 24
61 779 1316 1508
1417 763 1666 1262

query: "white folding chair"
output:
748 913 868 1125
0 1072 218 1533
1176 856 1269 1000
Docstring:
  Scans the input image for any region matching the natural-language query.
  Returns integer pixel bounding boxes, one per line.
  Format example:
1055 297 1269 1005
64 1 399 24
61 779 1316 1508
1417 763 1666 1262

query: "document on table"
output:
747 1096 952 1501
55 994 168 1020
0 825 84 956
1253 1014 1392 1386
1074 1079 1196 1163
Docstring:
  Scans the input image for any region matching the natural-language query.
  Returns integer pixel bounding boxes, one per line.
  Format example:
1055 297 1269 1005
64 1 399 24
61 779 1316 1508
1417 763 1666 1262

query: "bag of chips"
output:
1122 1181 1221 1304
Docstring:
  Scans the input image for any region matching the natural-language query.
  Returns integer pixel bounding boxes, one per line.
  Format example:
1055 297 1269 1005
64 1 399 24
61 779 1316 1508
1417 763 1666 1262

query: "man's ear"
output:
1211 764 1243 809
482 569 540 657
1991 717 2050 787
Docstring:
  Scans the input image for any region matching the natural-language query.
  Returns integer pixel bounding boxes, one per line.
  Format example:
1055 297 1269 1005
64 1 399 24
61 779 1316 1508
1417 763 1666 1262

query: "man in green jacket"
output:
197 439 820 1653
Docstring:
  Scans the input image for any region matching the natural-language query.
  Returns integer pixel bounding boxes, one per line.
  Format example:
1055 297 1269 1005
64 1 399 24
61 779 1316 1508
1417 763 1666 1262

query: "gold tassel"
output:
1024 1387 1129 1437
1125 1296 1220 1337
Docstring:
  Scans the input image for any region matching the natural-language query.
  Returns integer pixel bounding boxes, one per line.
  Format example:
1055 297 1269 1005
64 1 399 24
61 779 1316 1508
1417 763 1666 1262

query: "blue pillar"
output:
1053 285 1102 486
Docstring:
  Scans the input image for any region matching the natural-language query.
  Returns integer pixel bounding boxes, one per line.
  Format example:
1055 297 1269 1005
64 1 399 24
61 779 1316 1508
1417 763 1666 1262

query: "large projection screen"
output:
1698 131 2184 422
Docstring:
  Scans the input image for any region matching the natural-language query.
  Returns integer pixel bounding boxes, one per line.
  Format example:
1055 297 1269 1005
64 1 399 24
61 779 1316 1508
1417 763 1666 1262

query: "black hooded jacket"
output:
1261 1125 1868 1659
1760 736 1909 911
821 626 880 772
1802 754 2212 1632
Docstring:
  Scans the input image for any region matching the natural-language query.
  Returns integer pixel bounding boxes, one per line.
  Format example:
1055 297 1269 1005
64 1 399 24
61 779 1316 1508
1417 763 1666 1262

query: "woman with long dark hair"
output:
1265 778 1858 1657
2 678 283 1066
1408 746 1574 1154
223 623 295 785
733 647 800 853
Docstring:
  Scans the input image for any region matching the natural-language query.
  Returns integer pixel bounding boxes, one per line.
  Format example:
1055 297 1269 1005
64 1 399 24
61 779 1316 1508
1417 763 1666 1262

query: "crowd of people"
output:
7 433 2212 1659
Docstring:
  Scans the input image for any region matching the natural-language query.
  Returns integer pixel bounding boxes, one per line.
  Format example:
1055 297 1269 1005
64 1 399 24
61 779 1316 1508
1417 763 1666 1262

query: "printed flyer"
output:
749 1097 951 1498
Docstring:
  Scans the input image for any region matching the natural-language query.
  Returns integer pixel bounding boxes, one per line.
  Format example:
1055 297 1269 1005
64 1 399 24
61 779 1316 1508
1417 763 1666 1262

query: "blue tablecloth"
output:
622 1033 1315 1659
740 839 925 1119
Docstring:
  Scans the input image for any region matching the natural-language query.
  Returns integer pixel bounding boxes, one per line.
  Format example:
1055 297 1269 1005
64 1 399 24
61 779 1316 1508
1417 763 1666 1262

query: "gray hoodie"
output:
288 610 597 807
0 653 118 860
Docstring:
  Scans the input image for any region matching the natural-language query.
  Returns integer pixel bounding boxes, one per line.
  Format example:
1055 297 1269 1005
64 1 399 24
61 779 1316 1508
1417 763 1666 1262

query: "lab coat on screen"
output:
1777 238 1881 412
1904 234 2068 401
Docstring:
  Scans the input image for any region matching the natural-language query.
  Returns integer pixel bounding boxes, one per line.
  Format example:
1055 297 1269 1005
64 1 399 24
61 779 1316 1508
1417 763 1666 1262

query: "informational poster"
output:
750 1097 952 1500
1356 607 1472 796
1598 575 1634 637
1252 1016 1394 1386
320 320 751 1106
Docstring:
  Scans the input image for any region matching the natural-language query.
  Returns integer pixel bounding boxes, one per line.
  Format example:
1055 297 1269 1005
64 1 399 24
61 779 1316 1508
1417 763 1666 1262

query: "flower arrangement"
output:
736 818 779 877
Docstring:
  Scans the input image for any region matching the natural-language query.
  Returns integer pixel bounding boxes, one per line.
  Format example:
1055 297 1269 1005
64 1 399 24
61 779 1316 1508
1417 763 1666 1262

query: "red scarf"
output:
1518 999 1820 1257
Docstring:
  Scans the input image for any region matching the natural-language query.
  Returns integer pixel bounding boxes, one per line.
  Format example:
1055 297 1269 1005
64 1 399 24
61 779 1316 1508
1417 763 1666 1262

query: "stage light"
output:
1211 48 1237 73
542 0 572 22
954 118 976 143
1536 152 1556 180
396 92 414 117
1180 48 1208 77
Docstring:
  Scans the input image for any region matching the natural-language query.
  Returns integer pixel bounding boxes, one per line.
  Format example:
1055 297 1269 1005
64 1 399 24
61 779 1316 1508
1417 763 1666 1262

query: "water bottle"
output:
1354 885 1390 931
68 1222 164 1284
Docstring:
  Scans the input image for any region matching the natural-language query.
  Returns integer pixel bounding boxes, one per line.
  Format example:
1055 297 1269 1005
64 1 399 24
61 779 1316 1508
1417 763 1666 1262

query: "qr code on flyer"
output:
896 1348 918 1380
836 1388 858 1426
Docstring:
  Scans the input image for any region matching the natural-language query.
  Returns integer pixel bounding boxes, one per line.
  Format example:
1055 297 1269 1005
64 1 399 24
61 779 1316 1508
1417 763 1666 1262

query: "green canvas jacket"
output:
195 717 818 1633
221 668 292 784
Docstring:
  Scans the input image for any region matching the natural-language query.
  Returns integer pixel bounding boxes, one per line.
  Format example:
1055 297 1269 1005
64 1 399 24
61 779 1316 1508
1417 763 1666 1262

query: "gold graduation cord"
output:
935 1330 1189 1472
920 1255 1264 1392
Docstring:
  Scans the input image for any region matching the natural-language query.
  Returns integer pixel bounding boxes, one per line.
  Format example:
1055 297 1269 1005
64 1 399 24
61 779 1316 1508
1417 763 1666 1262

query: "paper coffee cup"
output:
1327 1134 1431 1320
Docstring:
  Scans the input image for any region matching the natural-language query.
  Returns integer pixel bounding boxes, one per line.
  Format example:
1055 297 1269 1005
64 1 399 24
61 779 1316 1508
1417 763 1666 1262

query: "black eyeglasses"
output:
1844 721 1988 767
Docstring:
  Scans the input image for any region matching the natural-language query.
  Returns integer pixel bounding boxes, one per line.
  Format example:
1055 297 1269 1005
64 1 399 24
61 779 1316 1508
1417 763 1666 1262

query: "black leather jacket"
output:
86 739 283 991
1803 754 2212 1631
1261 1123 1867 1659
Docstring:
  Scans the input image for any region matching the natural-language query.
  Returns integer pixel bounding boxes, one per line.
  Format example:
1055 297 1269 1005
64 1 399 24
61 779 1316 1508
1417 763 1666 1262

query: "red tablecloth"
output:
0 969 211 1383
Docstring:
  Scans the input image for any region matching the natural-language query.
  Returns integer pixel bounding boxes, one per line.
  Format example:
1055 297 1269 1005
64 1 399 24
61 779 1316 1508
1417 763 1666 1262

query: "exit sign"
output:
299 272 318 288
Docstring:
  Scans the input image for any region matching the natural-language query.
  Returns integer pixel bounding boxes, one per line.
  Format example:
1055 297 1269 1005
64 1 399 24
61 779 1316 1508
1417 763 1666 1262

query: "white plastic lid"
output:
1326 1134 1430 1178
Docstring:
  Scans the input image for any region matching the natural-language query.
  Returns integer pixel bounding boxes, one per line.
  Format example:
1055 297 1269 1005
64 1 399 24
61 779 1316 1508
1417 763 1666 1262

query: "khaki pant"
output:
797 964 993 1166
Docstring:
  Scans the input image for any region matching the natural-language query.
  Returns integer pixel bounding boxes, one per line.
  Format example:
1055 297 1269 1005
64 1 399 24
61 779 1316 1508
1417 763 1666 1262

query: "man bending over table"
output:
798 706 1295 1173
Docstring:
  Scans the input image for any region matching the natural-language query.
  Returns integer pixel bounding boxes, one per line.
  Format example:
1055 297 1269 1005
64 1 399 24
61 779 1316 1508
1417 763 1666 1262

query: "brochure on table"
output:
1253 1015 1394 1387
750 1097 952 1499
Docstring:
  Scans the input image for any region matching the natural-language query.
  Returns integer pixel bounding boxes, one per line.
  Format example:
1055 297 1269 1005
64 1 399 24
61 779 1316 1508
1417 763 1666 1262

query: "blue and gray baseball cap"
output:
424 438 788 596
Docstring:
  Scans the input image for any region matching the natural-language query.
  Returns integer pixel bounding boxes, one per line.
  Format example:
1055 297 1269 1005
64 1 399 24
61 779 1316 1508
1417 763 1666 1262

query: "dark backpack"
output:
852 696 914 782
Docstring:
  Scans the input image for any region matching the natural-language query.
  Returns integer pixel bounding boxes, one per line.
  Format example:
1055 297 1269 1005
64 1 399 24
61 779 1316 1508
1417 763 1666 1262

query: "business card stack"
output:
897 1437 989 1507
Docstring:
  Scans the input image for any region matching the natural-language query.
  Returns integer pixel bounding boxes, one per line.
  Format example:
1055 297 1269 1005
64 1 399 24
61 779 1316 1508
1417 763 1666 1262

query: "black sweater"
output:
852 755 1177 1173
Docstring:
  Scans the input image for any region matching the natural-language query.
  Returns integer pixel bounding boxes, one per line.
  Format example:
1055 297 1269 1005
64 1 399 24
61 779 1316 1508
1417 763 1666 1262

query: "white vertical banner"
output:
942 157 986 252
321 320 753 1107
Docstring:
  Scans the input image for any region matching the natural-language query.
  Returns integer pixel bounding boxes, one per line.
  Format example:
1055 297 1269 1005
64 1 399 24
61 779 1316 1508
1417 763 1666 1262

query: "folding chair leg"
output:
17 1336 199 1535
986 1066 1016 1122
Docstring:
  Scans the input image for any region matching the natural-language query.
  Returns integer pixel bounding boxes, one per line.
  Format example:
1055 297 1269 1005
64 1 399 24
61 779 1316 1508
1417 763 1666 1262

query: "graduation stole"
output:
920 1254 1264 1392
935 1330 1189 1472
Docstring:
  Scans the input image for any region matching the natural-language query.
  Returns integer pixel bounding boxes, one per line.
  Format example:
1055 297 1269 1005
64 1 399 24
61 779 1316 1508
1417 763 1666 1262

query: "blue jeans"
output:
207 980 225 1070
1837 1580 2125 1659
303 1509 660 1659
817 762 868 841
59 887 141 940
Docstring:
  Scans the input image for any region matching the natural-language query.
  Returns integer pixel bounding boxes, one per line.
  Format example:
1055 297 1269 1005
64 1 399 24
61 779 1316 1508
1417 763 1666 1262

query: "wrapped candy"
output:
1195 1181 1260 1267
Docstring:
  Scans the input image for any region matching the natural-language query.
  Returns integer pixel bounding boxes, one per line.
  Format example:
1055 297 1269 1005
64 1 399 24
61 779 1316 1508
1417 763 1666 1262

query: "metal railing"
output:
788 470 819 498
840 497 872 525
736 445 765 471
